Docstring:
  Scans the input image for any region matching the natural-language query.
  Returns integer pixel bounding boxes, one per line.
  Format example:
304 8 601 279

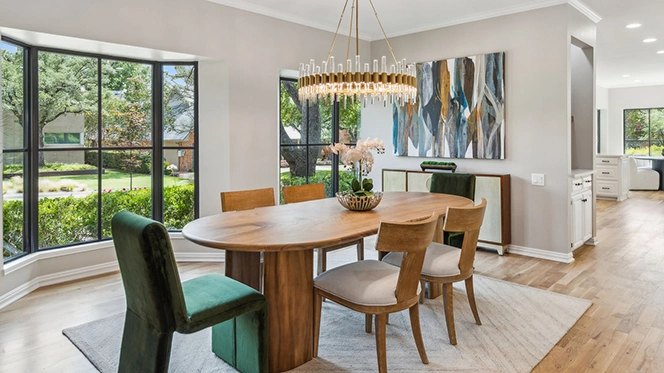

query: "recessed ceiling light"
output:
634 80 642 83
626 23 642 29
622 74 631 77
643 38 657 43
658 51 664 54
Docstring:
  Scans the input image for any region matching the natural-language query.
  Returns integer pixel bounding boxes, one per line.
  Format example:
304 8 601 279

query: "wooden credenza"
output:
382 169 511 255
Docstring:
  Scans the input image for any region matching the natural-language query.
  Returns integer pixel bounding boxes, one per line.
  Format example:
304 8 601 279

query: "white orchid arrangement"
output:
326 138 385 197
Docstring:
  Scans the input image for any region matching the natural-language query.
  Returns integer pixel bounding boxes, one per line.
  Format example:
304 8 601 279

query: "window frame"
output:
278 77 359 198
1 36 200 262
623 107 664 156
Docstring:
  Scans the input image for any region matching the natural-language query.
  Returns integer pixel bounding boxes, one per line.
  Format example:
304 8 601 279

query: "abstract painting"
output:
393 52 505 159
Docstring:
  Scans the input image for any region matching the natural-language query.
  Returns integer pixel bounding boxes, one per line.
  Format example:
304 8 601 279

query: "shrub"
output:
85 151 151 174
3 184 195 251
2 162 96 175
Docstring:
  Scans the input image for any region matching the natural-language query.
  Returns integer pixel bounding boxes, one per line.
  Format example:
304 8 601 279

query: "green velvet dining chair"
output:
111 211 268 373
429 172 476 248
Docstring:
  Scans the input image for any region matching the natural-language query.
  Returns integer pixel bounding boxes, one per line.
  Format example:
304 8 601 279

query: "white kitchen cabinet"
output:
570 173 594 250
595 155 629 201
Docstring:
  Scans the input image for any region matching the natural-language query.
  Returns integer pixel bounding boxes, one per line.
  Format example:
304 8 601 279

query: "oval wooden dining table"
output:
182 191 472 373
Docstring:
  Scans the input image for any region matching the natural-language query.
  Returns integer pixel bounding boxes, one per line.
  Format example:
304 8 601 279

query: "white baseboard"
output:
585 237 599 246
0 261 119 310
0 280 41 311
508 244 575 264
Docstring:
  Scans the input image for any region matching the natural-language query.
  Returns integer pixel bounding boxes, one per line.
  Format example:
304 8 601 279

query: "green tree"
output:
279 81 362 178
280 81 323 177
101 66 152 188
163 65 195 136
2 50 98 165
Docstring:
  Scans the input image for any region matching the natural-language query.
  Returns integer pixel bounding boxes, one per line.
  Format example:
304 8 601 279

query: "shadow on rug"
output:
63 275 591 372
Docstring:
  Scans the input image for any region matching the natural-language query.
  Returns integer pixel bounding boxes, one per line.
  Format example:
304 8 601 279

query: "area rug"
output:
63 275 591 372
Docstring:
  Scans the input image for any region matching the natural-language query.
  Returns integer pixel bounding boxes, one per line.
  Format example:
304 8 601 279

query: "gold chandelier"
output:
298 0 417 106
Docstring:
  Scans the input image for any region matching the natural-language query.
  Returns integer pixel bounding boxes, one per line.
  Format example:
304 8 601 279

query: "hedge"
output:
3 184 194 258
84 151 152 174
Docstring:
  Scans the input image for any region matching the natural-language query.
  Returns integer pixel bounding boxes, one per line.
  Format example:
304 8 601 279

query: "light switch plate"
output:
531 173 545 186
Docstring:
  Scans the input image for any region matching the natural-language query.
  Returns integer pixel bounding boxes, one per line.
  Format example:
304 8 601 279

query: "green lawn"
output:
44 169 188 191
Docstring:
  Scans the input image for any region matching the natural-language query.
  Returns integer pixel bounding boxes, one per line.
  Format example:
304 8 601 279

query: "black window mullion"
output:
331 102 340 195
193 62 200 220
27 47 39 254
152 63 164 222
648 109 652 156
96 58 103 240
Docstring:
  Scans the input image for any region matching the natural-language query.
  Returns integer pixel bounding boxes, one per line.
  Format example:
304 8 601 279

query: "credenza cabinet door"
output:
383 170 406 192
382 169 511 254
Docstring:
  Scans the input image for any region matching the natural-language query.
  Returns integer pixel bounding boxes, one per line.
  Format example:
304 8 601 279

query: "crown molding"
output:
207 0 600 41
206 0 373 40
385 0 568 40
568 0 602 23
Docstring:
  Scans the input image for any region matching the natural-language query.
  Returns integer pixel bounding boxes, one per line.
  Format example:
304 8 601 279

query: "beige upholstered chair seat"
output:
314 260 421 307
383 242 461 277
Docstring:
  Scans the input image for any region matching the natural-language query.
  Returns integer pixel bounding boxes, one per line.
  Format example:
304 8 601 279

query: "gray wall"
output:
362 4 595 255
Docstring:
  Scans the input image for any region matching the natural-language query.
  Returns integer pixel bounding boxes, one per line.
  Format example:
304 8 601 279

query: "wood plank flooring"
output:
0 191 663 372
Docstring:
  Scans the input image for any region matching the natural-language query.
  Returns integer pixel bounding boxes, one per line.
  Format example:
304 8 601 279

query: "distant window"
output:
43 132 82 145
624 108 664 156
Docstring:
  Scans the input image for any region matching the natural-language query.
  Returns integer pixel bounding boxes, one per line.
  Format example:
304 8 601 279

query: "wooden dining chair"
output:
282 183 364 275
220 187 276 291
382 199 487 345
221 187 276 212
313 213 439 373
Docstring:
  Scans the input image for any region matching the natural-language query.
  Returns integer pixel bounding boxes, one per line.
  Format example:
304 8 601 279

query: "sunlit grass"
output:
42 169 187 191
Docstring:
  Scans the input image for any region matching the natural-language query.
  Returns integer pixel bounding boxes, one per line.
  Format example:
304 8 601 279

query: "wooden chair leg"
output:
419 280 426 304
313 291 323 357
375 313 388 373
316 248 326 276
408 303 429 364
465 276 482 325
365 314 372 333
356 239 364 261
442 283 457 345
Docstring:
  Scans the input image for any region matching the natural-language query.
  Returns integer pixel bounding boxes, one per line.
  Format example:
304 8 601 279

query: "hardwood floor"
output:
1 191 663 372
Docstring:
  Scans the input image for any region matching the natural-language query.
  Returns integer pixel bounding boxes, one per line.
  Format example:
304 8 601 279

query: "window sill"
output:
2 231 187 277
2 240 114 276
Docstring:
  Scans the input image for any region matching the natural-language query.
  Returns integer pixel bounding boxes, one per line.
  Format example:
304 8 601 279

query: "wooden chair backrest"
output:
375 213 438 302
442 198 487 273
220 187 276 212
282 183 326 204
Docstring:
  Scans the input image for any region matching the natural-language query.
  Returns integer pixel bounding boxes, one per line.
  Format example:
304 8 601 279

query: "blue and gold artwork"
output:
393 52 505 159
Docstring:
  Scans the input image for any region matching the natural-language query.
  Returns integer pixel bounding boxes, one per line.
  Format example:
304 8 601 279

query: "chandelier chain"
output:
367 0 398 64
325 0 351 64
346 0 355 61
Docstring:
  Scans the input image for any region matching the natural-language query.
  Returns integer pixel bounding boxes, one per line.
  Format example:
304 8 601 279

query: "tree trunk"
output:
38 125 46 167
279 81 323 178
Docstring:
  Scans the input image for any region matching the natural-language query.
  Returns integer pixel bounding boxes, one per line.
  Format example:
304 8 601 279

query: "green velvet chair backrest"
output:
429 172 476 200
111 211 189 333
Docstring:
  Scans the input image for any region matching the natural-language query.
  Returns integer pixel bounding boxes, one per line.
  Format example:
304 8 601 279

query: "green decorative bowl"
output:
336 191 383 211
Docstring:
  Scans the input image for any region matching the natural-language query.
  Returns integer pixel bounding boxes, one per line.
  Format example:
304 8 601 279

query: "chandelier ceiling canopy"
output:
298 0 417 107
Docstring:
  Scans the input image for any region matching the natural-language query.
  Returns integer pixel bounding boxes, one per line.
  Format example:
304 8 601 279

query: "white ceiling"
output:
584 0 664 88
209 0 664 89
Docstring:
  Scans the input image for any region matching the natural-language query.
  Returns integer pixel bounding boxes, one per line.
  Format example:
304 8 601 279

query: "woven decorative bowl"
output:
336 191 383 211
